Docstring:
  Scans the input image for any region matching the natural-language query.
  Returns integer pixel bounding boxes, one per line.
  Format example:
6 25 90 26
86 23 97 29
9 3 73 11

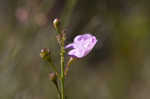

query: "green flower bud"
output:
53 18 61 34
40 48 51 61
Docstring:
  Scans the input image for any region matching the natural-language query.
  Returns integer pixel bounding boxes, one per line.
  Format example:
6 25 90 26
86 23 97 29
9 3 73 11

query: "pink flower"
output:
65 33 97 58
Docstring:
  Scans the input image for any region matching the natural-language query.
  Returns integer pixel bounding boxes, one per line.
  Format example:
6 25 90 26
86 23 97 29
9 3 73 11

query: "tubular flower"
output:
65 33 97 58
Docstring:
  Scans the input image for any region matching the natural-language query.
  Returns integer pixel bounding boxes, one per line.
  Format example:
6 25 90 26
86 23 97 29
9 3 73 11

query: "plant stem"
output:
55 80 61 99
60 34 65 99
47 61 60 77
64 57 75 76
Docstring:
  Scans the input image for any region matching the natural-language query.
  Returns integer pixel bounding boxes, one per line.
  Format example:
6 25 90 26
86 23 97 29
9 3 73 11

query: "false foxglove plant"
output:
40 18 97 99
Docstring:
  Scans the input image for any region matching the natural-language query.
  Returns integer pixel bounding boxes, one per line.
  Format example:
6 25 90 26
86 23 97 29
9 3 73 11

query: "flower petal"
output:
65 43 74 49
68 49 84 58
73 35 82 43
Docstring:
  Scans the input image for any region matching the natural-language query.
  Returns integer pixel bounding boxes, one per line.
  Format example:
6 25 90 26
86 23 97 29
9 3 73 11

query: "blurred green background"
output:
0 0 150 99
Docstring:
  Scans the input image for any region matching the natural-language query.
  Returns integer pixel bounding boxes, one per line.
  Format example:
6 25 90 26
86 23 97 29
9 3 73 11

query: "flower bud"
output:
40 48 51 61
53 18 60 28
53 18 61 34
49 72 57 81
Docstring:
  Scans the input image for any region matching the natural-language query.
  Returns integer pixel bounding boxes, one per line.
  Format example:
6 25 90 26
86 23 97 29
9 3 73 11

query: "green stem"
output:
60 35 65 99
55 80 61 99
48 62 57 72
47 61 60 78
49 79 61 99
64 57 75 76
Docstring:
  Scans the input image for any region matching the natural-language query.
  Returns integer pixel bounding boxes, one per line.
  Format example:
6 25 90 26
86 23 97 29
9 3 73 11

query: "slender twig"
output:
64 63 70 76
49 75 61 99
55 80 61 99
47 61 57 73
47 61 60 78
64 57 75 76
